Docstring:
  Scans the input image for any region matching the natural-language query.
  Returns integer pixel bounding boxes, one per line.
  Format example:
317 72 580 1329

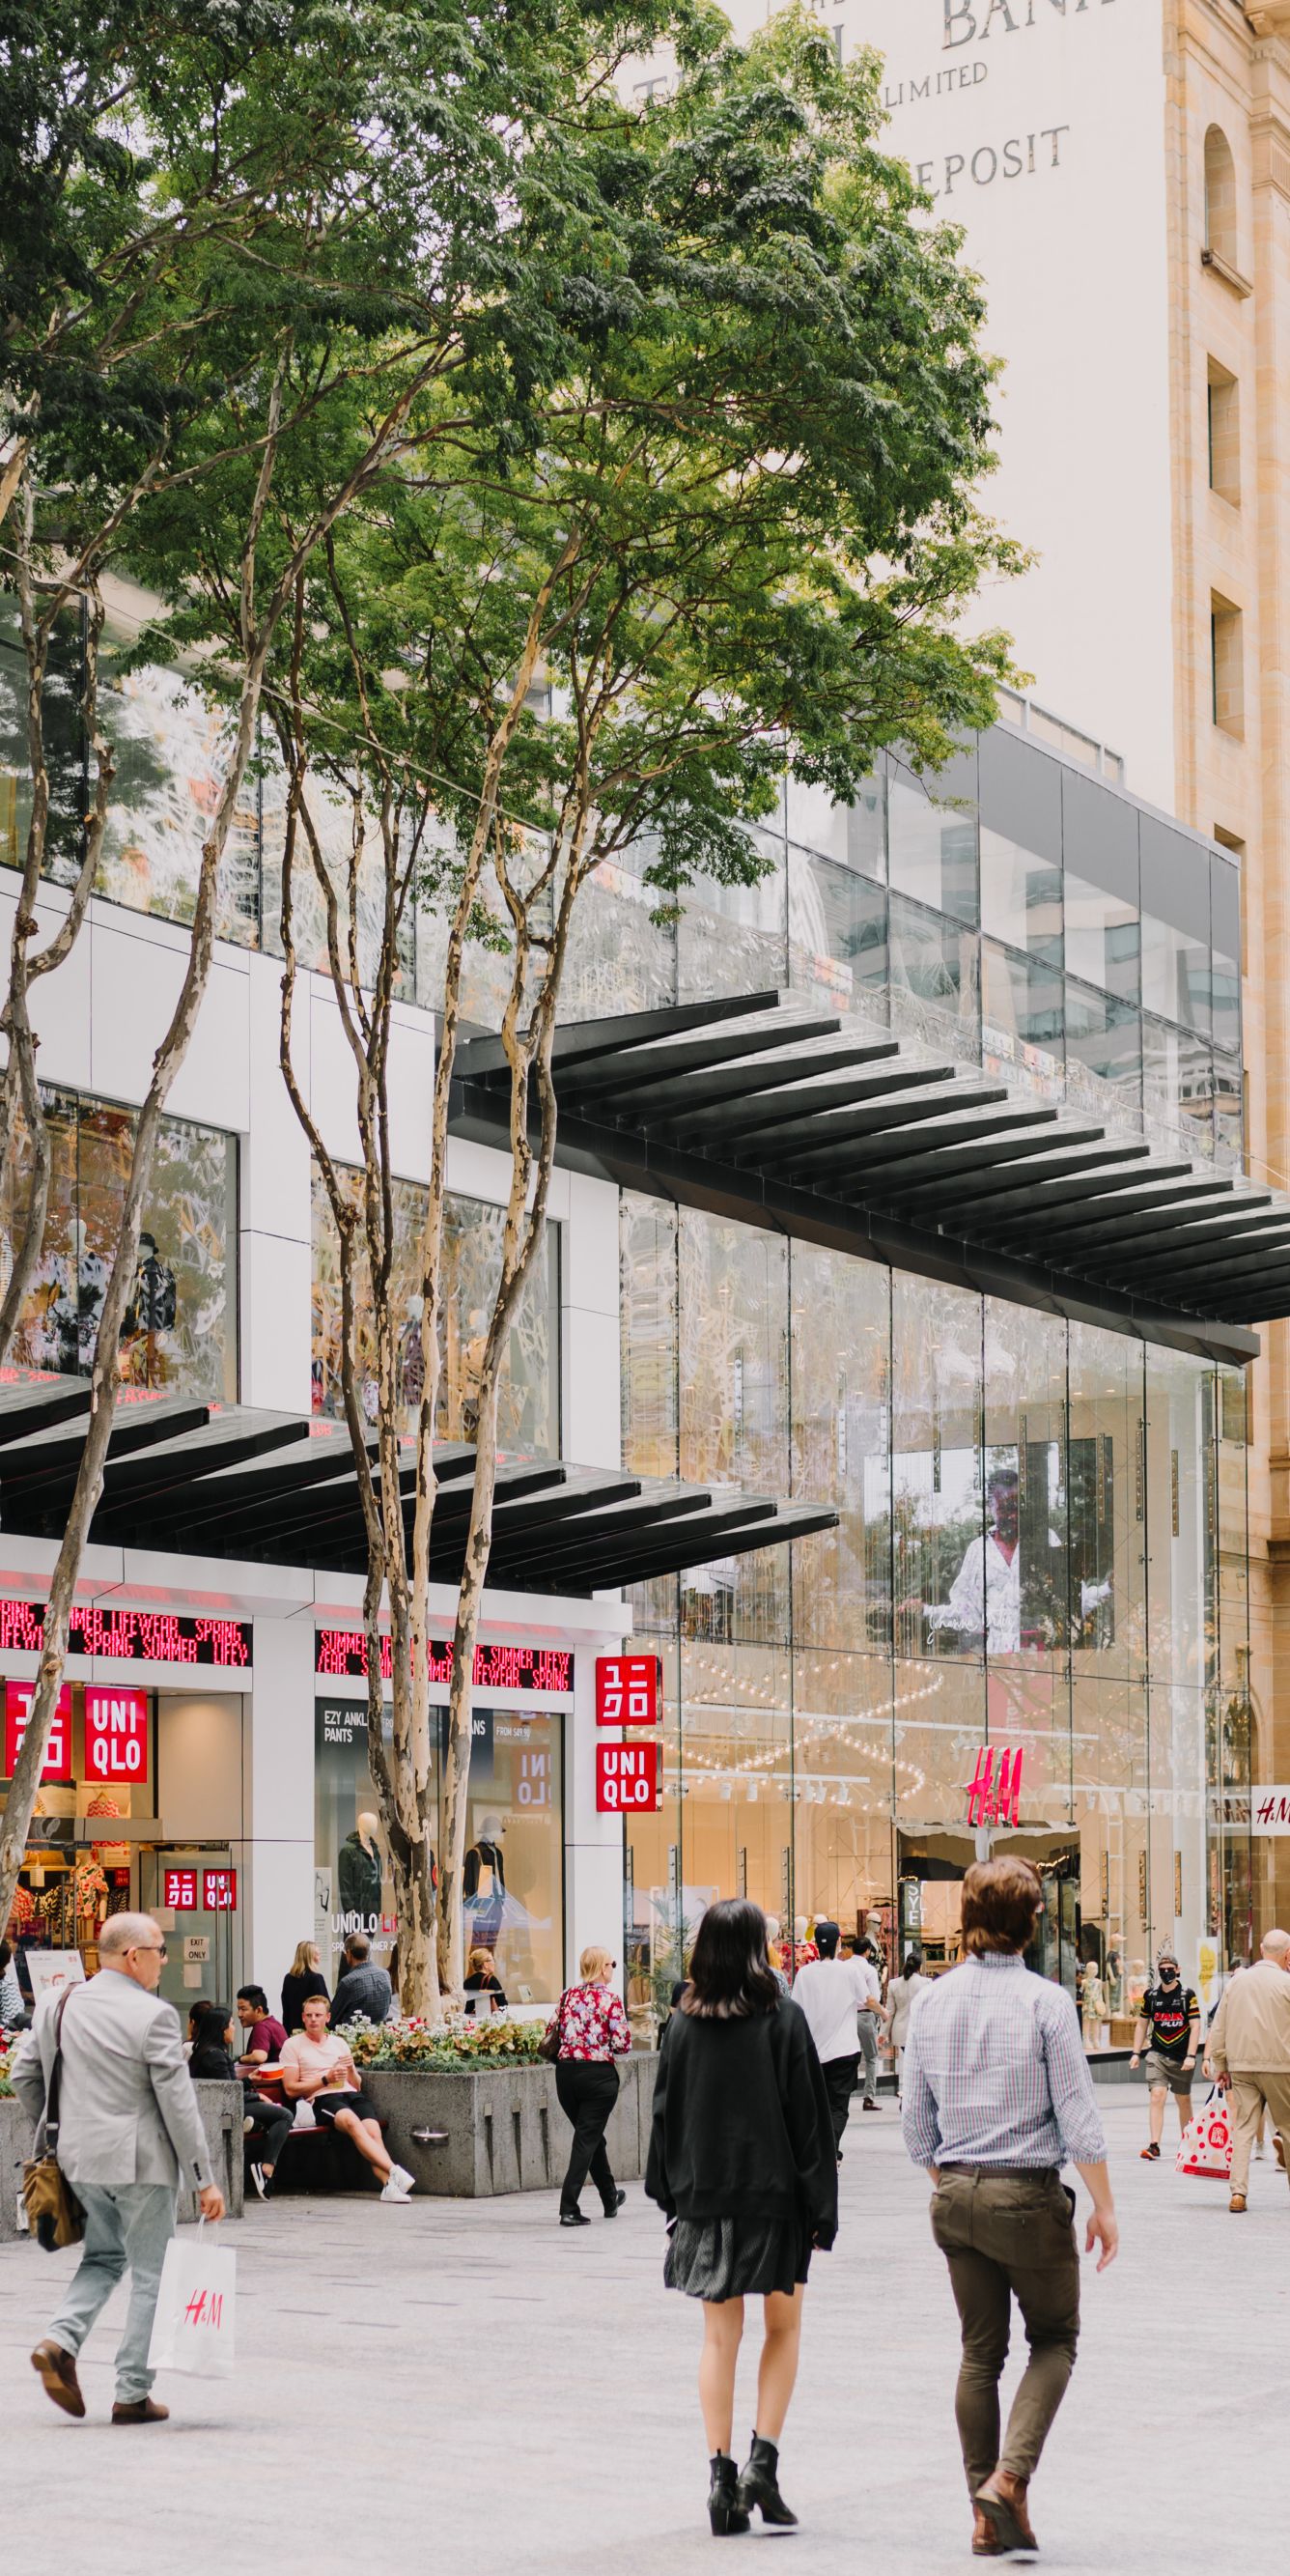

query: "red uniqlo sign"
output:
85 1685 150 1784
596 1653 661 1727
596 1740 661 1813
164 1868 198 1911
4 1680 73 1781
203 1868 238 1911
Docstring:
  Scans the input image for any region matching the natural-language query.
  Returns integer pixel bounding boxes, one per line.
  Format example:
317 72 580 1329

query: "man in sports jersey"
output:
1130 1944 1201 2160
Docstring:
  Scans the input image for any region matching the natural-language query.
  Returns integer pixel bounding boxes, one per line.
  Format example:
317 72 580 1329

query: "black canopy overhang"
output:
0 1375 835 1595
449 989 1279 1360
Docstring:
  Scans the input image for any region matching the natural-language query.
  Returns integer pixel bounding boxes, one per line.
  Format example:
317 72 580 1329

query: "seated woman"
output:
279 1994 415 2203
463 1945 507 2009
187 2000 238 2080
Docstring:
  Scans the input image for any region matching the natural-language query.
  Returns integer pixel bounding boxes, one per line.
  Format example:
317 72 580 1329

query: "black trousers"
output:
555 2060 620 2213
244 2094 294 2168
823 2053 860 2155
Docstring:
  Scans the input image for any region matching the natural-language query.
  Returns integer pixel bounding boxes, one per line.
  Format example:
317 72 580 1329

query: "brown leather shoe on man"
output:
1275 2132 1285 2174
971 2503 1004 2556
1229 2190 1248 2213
111 2396 170 2424
30 2339 86 2420
974 2470 1037 2555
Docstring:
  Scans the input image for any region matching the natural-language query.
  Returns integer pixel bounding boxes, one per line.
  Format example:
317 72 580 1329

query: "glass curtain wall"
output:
619 1190 1249 2032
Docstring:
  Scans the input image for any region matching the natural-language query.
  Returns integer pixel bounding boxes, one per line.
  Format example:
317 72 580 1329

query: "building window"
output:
1210 594 1244 739
310 1166 560 1455
1206 361 1240 504
0 1085 238 1399
1203 126 1239 268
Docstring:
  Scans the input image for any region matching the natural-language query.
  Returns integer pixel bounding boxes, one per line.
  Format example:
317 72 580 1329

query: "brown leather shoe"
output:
30 2339 86 2420
1275 2132 1286 2174
1229 2190 1248 2213
972 2504 1004 2556
974 2470 1037 2555
111 2396 170 2424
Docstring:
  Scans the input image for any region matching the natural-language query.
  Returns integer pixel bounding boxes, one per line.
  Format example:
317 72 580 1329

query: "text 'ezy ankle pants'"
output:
555 2059 620 2214
929 2165 1080 2492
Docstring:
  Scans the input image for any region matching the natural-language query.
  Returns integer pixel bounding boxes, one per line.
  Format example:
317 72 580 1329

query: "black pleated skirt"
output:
664 2212 812 2302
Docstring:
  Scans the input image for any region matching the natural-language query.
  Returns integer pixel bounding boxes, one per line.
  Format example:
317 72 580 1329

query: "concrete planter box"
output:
362 2052 659 2198
0 2078 242 2241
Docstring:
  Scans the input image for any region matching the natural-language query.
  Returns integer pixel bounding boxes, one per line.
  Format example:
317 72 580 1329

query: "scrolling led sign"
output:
315 1628 573 1692
0 1598 251 1667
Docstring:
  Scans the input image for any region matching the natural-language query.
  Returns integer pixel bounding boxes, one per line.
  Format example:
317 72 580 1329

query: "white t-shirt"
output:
793 1957 878 2065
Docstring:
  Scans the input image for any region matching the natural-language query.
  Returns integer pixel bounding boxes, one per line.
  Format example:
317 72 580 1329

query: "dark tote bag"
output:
22 1988 86 2252
538 1990 569 2064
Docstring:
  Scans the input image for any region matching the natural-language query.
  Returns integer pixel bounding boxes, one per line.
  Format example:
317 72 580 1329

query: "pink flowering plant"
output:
0 2037 16 2098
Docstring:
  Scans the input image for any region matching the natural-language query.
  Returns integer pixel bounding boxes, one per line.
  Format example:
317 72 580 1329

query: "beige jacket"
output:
1206 1960 1290 2075
12 1968 212 2190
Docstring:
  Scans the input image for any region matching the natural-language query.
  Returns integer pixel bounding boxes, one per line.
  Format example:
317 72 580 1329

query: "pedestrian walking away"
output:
791 1918 871 2158
646 1898 837 2537
854 1938 887 2109
11 1911 226 2425
548 1944 631 2225
902 1857 1118 2560
1130 1944 1201 2160
279 1996 414 2199
887 1948 929 2100
1203 1927 1290 2212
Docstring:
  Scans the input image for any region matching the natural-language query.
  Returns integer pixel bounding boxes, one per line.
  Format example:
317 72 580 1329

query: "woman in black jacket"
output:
645 1897 837 2535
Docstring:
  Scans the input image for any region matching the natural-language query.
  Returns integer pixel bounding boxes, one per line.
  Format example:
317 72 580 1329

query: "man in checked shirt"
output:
903 1857 1119 2559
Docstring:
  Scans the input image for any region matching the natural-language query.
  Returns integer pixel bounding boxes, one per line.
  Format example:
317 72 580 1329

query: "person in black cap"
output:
1130 1942 1201 2159
790 1922 875 2159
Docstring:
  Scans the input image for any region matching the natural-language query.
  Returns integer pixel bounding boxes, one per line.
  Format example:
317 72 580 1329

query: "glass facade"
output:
310 1164 560 1454
3 600 1246 1176
620 1192 1251 2028
0 1084 238 1399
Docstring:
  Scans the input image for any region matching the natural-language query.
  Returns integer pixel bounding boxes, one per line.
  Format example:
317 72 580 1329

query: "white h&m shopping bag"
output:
147 2222 237 2377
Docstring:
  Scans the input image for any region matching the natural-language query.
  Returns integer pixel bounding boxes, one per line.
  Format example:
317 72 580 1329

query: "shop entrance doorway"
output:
897 1830 1082 1998
140 1844 238 2018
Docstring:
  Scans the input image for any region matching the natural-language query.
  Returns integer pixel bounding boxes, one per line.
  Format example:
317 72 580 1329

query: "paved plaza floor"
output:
2 2093 1281 2573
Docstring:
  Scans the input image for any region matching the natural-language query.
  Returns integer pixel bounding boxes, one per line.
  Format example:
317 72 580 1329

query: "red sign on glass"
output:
164 1868 198 1911
85 1685 150 1785
203 1868 238 1912
595 1653 661 1728
966 1745 1024 1829
4 1680 73 1782
596 1740 661 1813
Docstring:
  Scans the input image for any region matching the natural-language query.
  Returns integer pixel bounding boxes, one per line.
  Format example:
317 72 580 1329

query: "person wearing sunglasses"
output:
14 1911 224 2427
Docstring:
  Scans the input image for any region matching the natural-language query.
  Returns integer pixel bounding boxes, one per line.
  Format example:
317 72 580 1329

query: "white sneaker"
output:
389 2163 415 2195
380 2176 411 2202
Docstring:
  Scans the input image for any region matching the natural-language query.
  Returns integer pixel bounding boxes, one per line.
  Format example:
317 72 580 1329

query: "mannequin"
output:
338 1810 383 1924
463 1813 507 1946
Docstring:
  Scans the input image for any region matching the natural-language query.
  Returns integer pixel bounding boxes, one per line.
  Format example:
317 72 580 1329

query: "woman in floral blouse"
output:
547 1944 631 2225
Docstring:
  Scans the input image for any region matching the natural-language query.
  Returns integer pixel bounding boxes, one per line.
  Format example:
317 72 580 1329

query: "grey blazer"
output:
12 1970 212 2191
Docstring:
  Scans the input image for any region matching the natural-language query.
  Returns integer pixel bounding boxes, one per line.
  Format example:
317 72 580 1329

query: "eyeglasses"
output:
132 1943 167 1960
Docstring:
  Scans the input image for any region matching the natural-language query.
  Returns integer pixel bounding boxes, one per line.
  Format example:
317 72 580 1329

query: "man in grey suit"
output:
13 1911 224 2423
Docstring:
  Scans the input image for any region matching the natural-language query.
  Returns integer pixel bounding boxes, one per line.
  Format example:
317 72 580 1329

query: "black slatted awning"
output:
0 1373 834 1594
450 991 1276 1362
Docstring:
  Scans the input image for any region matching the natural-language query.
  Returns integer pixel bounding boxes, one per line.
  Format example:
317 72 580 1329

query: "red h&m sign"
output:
596 1740 661 1813
966 1745 1024 1829
85 1685 150 1784
203 1868 238 1911
164 1868 198 1911
596 1653 661 1727
4 1680 73 1781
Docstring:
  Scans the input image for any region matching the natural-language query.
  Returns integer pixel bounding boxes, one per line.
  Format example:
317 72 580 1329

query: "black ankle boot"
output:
708 2453 750 2535
736 2432 797 2528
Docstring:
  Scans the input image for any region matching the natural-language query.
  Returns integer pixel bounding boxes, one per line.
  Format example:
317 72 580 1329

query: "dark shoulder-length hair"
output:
680 1898 780 2021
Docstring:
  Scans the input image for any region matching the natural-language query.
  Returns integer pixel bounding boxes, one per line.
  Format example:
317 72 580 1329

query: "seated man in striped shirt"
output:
902 1857 1118 2561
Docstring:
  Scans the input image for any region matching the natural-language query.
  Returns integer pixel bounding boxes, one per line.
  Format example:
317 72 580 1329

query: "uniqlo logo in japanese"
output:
163 1868 198 1911
596 1653 661 1728
966 1745 1024 1830
203 1868 238 1912
4 1680 73 1781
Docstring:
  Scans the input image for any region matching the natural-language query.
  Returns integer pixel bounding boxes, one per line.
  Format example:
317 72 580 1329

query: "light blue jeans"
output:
857 2015 880 2104
49 2181 177 2401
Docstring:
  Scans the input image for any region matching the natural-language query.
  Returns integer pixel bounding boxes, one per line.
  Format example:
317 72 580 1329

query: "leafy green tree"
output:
232 7 1021 2008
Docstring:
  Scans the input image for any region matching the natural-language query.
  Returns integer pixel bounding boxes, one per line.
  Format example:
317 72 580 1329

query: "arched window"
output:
1203 126 1238 268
